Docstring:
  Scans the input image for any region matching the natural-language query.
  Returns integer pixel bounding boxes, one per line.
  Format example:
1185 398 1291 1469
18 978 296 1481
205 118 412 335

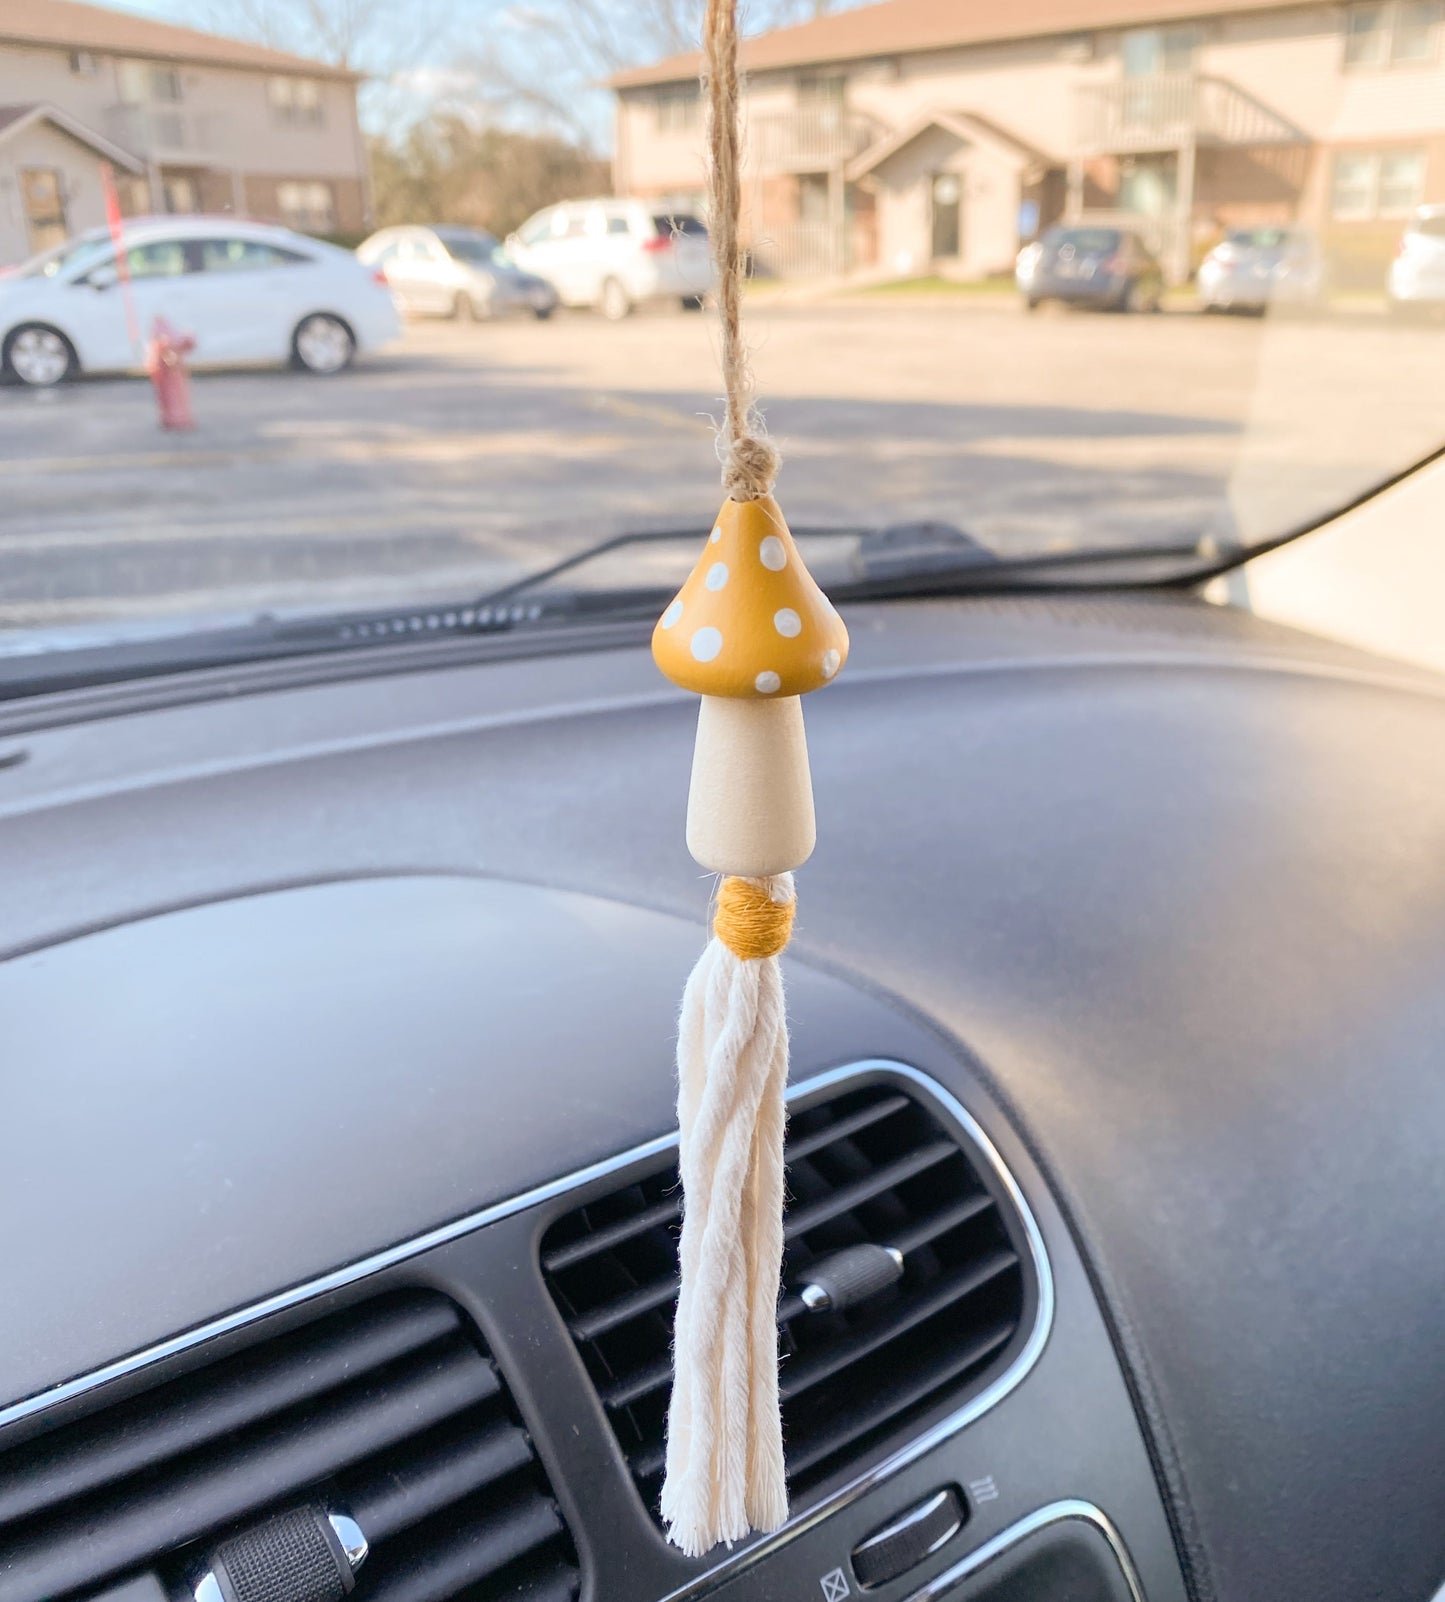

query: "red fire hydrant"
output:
146 316 196 431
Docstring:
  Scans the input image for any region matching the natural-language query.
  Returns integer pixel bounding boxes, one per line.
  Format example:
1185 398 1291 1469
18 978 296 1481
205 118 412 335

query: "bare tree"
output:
187 0 452 78
472 0 843 149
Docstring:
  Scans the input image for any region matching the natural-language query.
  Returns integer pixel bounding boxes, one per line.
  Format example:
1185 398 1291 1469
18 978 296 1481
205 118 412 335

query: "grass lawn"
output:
863 275 1016 296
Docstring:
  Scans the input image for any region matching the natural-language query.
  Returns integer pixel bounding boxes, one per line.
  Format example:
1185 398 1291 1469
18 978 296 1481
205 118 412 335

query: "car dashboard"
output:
1 591 1443 1602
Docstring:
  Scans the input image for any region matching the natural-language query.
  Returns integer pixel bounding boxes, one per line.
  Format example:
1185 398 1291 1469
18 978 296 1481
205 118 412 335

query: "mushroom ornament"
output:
651 493 848 1558
653 494 849 876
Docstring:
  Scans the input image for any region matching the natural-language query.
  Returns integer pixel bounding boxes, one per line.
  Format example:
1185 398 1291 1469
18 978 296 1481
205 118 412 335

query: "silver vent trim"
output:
0 1060 1053 1602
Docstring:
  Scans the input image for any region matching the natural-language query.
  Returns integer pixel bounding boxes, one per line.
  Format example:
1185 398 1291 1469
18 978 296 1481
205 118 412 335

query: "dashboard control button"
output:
852 1486 966 1588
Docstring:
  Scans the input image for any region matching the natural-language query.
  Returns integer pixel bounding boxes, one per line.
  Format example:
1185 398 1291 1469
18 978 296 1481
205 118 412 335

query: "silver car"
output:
1196 227 1326 314
357 226 558 322
1388 205 1445 319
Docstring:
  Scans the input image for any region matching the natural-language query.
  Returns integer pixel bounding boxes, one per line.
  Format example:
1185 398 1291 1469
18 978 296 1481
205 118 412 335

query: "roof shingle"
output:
610 0 1313 88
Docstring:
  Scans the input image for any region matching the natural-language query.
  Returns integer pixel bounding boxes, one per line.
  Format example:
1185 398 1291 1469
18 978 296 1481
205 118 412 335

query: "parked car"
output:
1387 204 1445 319
0 217 399 388
356 226 558 322
1016 225 1164 313
1196 227 1326 314
506 200 715 319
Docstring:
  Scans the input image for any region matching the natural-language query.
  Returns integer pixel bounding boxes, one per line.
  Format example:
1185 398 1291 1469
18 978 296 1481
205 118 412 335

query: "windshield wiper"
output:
468 523 1219 614
0 526 1219 704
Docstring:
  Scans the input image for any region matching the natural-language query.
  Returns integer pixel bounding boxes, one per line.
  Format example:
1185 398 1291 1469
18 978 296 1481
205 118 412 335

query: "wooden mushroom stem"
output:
686 695 816 878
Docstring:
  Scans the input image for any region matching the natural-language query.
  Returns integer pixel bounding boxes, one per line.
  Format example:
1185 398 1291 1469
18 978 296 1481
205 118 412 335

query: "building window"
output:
1121 26 1196 75
69 50 98 75
162 175 198 213
1344 0 1441 65
796 73 846 108
654 86 699 133
1379 149 1428 210
1330 148 1427 216
277 180 336 232
117 60 183 103
269 76 325 127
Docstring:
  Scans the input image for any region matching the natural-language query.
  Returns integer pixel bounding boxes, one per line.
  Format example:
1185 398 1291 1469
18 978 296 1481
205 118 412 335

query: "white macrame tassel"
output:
662 873 793 1557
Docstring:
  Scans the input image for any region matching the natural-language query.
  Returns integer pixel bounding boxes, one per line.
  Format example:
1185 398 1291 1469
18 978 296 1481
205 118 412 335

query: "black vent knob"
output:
797 1242 906 1313
193 1507 367 1602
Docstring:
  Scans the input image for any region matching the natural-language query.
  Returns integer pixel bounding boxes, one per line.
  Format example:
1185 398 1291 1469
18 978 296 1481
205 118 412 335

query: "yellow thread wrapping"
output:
713 876 794 960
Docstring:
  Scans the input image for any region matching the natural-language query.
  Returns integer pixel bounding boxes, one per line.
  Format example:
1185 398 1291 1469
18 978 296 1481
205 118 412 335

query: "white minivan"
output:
506 200 714 319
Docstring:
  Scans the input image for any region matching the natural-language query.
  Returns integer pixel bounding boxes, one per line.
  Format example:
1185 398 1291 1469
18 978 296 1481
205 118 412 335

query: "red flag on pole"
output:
99 162 140 356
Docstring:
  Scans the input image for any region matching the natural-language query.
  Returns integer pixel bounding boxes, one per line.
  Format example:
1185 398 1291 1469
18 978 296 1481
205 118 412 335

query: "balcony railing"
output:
751 106 877 171
750 220 842 278
1074 73 1304 154
105 104 230 162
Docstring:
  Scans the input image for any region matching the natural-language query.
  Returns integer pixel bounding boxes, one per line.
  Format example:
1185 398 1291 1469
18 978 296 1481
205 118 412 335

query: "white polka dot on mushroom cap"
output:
755 670 781 694
822 648 840 679
758 535 786 571
660 599 683 629
710 525 722 544
705 561 728 591
774 607 802 638
690 626 723 662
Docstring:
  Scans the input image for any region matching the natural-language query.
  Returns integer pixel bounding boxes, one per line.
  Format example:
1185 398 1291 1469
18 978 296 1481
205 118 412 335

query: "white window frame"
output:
1343 0 1442 66
1330 147 1428 217
1121 25 1197 76
654 85 700 134
268 76 326 127
276 180 336 233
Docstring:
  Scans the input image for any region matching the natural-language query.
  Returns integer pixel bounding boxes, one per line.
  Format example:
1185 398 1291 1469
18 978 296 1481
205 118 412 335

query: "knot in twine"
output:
723 435 781 501
713 875 795 960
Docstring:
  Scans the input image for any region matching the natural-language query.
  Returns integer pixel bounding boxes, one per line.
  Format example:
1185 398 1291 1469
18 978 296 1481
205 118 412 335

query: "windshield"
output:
437 230 502 264
1040 227 1121 253
1225 228 1297 250
18 231 112 280
2 0 1443 671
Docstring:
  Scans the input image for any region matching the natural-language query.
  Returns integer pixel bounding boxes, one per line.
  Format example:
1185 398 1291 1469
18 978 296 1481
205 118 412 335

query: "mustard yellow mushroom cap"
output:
652 496 849 698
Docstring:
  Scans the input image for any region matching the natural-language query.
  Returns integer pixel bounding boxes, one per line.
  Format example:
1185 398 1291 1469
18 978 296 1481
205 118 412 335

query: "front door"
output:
931 173 961 261
1118 153 1177 218
20 168 68 253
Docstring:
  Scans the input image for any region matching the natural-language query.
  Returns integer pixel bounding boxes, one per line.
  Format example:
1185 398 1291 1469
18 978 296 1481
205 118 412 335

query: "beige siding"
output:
616 1 1445 281
0 39 368 253
0 119 113 261
0 42 363 178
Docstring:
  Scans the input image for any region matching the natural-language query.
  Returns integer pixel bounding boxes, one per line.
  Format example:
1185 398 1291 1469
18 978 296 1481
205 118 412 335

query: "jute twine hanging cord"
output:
704 0 780 503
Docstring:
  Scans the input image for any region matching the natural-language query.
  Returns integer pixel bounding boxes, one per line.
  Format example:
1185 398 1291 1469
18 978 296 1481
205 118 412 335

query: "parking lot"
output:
2 298 1442 628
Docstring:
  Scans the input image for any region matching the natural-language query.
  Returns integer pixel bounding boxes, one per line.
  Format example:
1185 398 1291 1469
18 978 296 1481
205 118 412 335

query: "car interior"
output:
2 0 1445 1600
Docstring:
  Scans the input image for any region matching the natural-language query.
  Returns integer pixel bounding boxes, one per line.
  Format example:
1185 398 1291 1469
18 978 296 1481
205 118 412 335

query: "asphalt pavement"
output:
1 298 1441 629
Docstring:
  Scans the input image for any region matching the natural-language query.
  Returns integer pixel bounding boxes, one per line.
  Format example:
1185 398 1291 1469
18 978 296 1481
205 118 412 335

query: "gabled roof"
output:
846 107 1053 179
610 0 1312 89
0 100 144 169
0 0 358 80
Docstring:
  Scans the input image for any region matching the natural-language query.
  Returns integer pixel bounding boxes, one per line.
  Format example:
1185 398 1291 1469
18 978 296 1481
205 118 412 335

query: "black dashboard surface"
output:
3 593 1444 1602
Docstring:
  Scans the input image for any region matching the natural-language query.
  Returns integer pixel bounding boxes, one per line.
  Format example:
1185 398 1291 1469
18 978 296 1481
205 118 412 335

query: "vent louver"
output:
541 1080 1030 1519
0 1291 579 1602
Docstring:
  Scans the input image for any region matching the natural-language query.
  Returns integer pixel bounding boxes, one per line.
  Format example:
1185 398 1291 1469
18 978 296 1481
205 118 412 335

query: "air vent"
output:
541 1079 1030 1518
0 1291 579 1602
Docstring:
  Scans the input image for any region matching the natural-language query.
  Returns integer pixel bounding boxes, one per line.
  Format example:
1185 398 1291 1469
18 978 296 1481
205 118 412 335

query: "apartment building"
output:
0 0 368 264
611 0 1445 282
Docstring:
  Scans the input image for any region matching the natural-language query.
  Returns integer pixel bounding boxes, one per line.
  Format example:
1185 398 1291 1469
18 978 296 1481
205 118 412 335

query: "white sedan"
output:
0 216 400 387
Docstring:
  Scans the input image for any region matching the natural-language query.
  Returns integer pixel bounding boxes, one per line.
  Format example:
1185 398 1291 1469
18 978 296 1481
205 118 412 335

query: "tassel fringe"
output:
662 873 793 1556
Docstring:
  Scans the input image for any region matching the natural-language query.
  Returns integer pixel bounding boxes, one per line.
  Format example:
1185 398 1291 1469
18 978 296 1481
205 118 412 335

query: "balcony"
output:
105 104 231 164
751 106 877 172
1074 73 1305 155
